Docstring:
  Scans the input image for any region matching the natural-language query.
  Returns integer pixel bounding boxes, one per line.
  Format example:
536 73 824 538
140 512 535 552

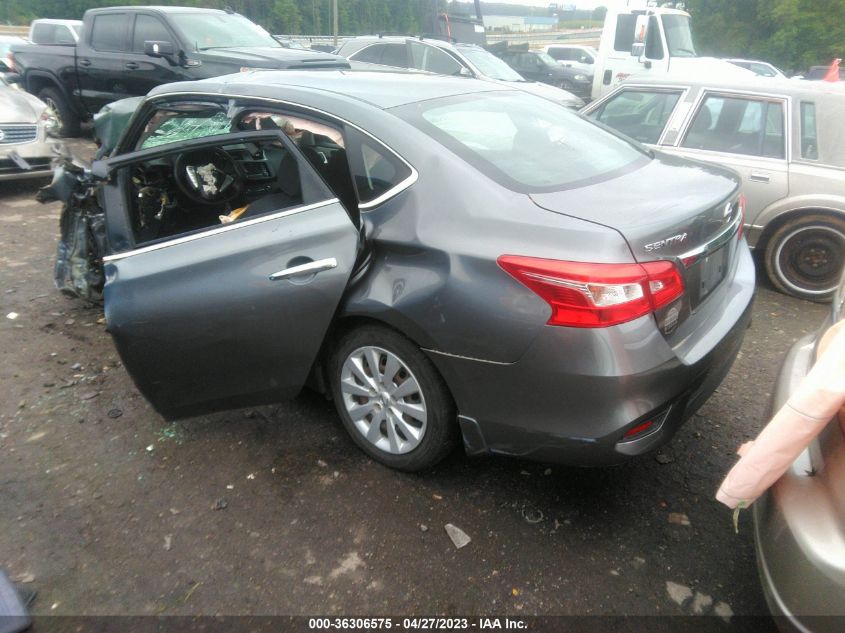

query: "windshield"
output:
460 47 524 81
139 111 231 149
663 14 696 57
398 92 648 192
170 13 281 50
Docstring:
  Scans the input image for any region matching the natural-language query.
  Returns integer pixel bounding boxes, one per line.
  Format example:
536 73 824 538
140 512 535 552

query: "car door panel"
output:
665 148 789 227
98 131 360 419
104 201 357 419
78 12 132 113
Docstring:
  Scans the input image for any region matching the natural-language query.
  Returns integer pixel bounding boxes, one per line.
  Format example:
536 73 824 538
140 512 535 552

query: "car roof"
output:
87 5 229 14
619 72 845 100
150 68 509 110
339 35 489 54
31 18 82 24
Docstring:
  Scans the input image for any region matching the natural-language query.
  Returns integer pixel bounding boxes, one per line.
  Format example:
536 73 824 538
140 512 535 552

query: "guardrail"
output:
0 25 29 36
273 28 602 51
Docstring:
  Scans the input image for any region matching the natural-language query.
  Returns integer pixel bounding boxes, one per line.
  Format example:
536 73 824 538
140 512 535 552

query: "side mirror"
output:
4 73 22 84
458 66 472 77
631 42 645 58
144 40 175 58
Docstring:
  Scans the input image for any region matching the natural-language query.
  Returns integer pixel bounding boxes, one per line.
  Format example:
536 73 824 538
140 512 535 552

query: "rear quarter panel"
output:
750 162 845 243
339 114 635 365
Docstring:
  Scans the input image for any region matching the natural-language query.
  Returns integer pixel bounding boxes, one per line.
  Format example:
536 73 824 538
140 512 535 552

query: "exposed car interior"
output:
591 90 682 144
124 109 358 246
682 95 785 158
127 137 304 244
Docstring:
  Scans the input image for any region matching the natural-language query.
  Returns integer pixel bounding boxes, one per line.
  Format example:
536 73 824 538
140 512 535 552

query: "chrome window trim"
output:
674 88 791 162
143 91 419 212
102 198 340 263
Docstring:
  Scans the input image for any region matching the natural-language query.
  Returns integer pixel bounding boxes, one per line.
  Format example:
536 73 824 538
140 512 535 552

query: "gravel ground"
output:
0 142 829 628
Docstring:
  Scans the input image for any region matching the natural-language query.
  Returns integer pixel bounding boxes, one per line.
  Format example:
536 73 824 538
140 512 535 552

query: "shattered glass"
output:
140 112 231 149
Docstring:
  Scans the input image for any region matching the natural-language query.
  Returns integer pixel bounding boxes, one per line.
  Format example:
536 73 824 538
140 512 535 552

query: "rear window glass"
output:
398 92 648 192
800 102 818 160
682 94 785 159
31 24 74 45
351 44 386 65
591 89 682 144
91 14 128 52
345 128 412 205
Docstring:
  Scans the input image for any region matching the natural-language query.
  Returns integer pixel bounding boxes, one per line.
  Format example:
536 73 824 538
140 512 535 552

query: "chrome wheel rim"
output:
42 97 63 132
340 346 427 455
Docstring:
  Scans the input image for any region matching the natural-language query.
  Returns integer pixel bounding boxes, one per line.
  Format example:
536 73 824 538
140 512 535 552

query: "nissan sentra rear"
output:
393 90 755 465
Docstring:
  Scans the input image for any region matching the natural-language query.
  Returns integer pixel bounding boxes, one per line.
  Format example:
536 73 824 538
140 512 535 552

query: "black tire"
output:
329 324 458 472
764 213 845 302
38 86 81 138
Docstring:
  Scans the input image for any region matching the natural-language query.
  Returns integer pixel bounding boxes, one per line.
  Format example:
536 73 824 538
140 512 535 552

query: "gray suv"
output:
337 36 584 109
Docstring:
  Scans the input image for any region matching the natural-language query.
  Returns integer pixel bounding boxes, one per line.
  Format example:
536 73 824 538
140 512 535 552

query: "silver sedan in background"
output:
0 73 57 181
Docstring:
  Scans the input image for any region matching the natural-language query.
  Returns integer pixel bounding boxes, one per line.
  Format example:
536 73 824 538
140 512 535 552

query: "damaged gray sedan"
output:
47 70 754 471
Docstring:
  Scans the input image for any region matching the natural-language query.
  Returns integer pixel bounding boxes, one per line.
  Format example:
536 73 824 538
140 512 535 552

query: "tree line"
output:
687 0 844 72
1 0 840 71
0 0 449 36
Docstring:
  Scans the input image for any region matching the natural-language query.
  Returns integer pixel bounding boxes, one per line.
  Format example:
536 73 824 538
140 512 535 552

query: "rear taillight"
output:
498 256 684 328
4 54 15 72
737 194 746 241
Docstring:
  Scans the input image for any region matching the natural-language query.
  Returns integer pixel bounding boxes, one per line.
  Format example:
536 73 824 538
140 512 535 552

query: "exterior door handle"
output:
269 257 337 281
78 58 91 67
749 171 771 183
125 62 140 70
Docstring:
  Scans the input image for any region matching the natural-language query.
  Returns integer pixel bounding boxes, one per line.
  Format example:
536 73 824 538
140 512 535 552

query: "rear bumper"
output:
753 334 845 632
430 243 756 466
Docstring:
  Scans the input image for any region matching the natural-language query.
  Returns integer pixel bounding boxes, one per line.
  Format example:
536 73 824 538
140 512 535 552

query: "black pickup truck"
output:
11 6 349 136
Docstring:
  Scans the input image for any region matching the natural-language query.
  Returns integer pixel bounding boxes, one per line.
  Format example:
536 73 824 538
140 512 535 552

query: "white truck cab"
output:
592 1 749 100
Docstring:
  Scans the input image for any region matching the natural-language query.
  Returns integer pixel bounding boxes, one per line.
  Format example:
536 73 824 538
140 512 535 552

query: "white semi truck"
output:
591 1 751 100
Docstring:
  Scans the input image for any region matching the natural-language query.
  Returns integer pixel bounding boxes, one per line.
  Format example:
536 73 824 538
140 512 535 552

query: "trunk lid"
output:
530 151 742 324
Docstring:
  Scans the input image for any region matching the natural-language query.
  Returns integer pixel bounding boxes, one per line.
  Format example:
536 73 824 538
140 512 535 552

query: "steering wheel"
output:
174 148 243 205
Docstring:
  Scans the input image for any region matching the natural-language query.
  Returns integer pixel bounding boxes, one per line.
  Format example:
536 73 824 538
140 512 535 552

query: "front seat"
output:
241 149 302 218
